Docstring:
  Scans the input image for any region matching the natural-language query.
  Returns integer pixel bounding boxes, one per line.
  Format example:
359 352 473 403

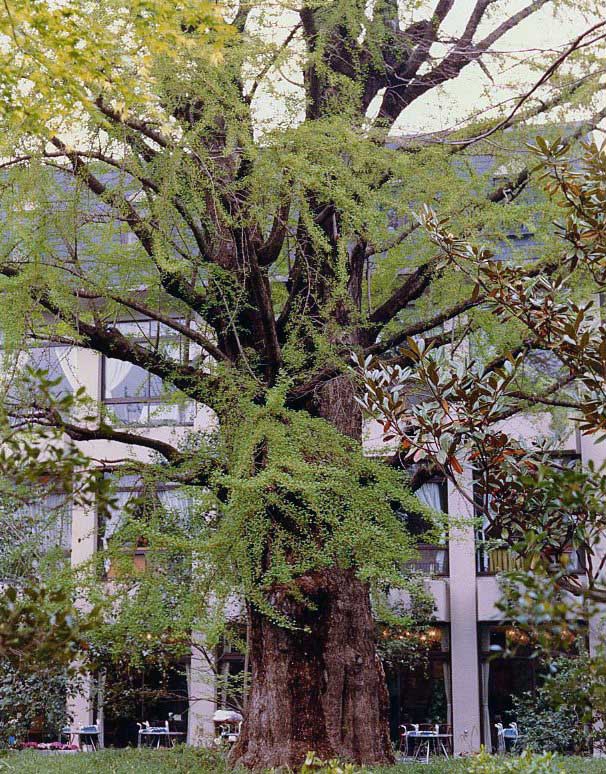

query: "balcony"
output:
476 547 585 575
406 544 449 576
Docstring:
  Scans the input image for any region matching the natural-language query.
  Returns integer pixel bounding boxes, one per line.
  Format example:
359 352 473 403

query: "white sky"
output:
246 1 606 138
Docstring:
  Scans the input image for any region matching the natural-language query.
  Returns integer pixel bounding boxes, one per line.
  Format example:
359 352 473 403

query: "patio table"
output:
137 728 185 749
62 728 100 751
408 732 452 763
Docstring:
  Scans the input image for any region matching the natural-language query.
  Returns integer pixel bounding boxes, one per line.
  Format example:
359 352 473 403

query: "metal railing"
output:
476 547 586 575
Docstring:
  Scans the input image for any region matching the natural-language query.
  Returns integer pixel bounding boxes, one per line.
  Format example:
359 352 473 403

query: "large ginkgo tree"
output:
0 0 605 767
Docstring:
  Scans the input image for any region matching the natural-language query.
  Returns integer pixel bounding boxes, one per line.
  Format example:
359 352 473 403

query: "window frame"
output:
100 318 196 427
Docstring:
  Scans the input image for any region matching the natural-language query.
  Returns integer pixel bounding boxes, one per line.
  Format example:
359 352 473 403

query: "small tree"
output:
359 137 606 630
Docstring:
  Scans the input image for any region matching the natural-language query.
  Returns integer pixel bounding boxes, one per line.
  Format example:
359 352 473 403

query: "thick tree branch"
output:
0 262 223 405
102 292 230 364
366 294 482 356
378 0 551 121
368 256 442 326
257 200 291 266
95 97 170 150
239 231 282 377
53 414 184 463
396 0 457 87
496 373 577 421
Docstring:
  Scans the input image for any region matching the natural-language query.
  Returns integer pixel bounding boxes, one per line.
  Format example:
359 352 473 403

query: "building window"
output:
405 479 449 576
385 625 451 743
0 491 72 580
98 473 191 577
2 343 79 406
101 320 198 426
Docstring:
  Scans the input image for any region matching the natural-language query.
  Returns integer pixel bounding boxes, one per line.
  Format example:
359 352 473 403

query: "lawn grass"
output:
1 748 606 773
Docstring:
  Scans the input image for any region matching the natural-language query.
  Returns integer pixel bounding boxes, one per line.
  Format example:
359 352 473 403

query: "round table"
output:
408 732 452 762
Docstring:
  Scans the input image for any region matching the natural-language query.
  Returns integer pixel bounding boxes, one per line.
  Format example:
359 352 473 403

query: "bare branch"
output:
368 256 442 326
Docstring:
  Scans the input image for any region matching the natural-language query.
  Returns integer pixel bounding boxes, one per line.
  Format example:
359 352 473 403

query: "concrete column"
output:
580 432 606 648
68 503 97 731
187 637 218 746
578 433 606 757
447 476 481 755
67 673 94 730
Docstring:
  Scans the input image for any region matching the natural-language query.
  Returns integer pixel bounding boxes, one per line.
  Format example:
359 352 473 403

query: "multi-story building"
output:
5 331 603 755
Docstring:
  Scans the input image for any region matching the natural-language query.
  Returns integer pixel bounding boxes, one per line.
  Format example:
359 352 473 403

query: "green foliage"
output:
0 0 229 139
3 746 232 773
0 1 603 765
210 402 424 621
375 594 438 672
509 651 606 755
360 140 606 626
0 583 98 673
0 662 70 746
301 752 363 774
468 749 564 774
0 749 602 773
510 693 584 756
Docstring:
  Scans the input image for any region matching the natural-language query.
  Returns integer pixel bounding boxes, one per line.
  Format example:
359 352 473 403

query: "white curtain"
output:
158 488 189 513
440 631 452 727
104 358 133 397
416 482 442 510
102 492 129 548
442 662 452 727
101 492 129 575
416 482 447 570
185 661 192 703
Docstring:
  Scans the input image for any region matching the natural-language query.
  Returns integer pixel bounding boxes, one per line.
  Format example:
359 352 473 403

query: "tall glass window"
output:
101 319 199 426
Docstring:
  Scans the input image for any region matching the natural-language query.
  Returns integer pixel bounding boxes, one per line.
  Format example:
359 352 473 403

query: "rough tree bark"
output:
231 569 392 769
231 379 393 770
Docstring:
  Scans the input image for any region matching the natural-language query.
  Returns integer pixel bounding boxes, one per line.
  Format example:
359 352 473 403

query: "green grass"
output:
1 749 606 773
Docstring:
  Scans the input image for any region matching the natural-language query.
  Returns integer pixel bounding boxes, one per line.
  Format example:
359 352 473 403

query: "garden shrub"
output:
467 748 563 773
300 751 363 773
509 652 604 755
0 661 70 746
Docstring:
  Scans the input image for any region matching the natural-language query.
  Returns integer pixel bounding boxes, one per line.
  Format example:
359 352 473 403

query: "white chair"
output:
504 722 519 752
495 722 505 753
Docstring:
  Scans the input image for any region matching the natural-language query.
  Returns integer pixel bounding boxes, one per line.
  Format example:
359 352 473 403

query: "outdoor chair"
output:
438 724 453 755
495 722 520 753
398 724 416 757
505 723 521 752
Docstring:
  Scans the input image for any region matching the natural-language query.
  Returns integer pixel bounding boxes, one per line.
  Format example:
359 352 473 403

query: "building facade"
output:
5 331 601 753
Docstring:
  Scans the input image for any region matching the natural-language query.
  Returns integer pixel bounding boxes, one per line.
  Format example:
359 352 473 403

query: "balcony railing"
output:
476 547 586 575
406 545 449 576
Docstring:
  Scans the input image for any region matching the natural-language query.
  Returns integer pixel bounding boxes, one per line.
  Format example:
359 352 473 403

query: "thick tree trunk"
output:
231 378 393 770
230 569 393 769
